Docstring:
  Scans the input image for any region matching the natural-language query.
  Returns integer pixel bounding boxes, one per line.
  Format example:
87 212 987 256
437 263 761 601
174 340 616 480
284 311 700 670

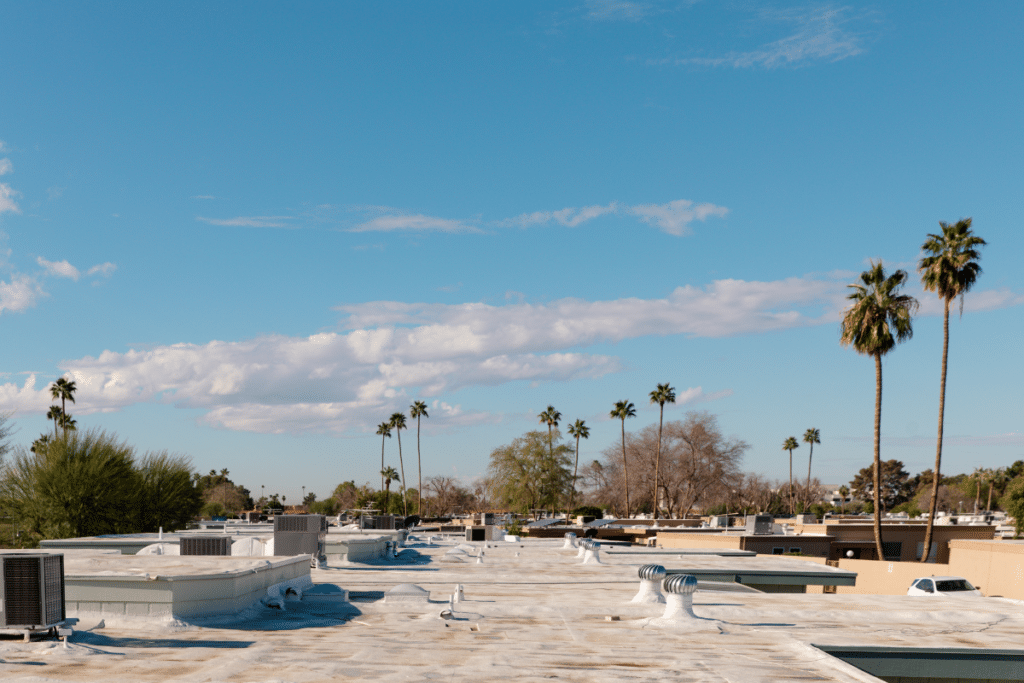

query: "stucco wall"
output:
948 539 1024 600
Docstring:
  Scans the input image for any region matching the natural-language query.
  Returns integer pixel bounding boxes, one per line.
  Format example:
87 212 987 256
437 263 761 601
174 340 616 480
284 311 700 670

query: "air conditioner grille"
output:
3 557 42 626
180 536 231 556
43 555 65 625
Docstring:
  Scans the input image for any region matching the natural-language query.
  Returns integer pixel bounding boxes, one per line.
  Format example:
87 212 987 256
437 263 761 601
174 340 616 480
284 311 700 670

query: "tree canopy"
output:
486 429 573 513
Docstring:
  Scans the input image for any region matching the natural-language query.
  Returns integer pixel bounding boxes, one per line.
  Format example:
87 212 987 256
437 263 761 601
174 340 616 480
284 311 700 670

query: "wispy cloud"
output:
36 257 80 280
0 275 43 314
502 199 727 235
0 159 11 176
350 213 483 234
0 183 19 215
584 0 653 22
86 262 117 277
661 5 866 69
197 216 295 228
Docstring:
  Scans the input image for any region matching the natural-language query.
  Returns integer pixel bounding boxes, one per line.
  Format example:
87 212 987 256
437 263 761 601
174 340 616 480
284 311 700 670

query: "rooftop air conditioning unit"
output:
180 536 232 556
466 526 487 542
745 515 774 535
0 553 65 630
274 515 327 563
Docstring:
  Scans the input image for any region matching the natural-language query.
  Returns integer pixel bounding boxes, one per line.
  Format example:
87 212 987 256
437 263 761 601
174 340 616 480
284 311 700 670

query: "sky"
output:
1 1 1022 503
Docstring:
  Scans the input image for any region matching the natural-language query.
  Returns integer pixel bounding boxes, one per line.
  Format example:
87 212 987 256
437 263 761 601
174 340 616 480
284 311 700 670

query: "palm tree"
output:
410 400 429 516
567 419 590 512
783 437 799 515
841 260 917 560
380 466 399 514
50 377 77 429
46 405 64 439
610 400 636 517
30 433 50 454
803 428 820 491
389 412 409 516
649 383 676 519
838 485 850 515
376 422 392 493
918 218 986 562
537 405 561 457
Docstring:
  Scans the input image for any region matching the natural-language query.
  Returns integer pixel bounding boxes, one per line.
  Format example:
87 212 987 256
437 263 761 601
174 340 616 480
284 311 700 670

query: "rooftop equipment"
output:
274 514 327 566
0 553 66 632
631 564 667 604
745 515 774 535
180 536 232 556
465 526 488 542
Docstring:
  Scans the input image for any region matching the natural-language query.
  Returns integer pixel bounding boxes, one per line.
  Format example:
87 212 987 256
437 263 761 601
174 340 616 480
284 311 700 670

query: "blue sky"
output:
1 1 1022 502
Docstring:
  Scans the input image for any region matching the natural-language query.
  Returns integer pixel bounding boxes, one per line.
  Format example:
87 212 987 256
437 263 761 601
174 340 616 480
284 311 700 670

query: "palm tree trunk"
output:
873 352 885 561
570 434 580 513
922 297 949 561
789 450 794 515
380 436 386 493
396 430 407 516
654 405 664 520
416 416 422 516
621 419 630 517
806 443 813 491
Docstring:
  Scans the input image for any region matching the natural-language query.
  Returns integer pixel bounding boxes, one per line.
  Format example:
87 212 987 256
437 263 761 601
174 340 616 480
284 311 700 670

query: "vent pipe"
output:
661 574 698 620
580 539 602 565
631 564 666 604
562 532 578 549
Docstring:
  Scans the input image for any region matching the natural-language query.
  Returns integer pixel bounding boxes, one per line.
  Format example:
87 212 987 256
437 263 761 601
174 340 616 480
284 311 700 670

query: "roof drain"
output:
631 564 666 604
562 532 578 549
581 539 602 565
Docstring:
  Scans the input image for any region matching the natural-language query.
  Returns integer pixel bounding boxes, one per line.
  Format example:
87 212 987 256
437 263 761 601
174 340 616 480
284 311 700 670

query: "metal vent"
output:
180 536 232 556
0 554 65 629
274 515 327 562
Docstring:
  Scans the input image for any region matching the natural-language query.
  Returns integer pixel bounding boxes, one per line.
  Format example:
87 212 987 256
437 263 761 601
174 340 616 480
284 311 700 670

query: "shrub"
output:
1000 476 1024 538
309 498 341 516
570 505 604 518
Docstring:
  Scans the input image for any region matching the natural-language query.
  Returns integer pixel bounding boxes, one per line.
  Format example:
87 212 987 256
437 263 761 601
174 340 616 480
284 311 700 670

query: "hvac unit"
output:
180 536 232 556
0 554 66 630
465 526 487 542
274 515 327 563
474 513 494 526
745 515 774 535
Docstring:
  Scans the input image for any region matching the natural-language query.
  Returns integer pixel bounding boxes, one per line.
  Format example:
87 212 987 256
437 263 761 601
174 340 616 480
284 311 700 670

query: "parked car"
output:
907 576 982 597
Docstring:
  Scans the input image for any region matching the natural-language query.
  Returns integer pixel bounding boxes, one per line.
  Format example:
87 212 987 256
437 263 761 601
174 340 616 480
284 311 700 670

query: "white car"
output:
907 576 982 597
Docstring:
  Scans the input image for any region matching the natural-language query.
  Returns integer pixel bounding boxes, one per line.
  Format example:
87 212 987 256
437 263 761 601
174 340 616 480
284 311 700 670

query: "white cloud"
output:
667 6 865 69
2 274 1017 435
0 141 8 153
0 183 21 215
197 216 295 228
0 275 43 314
628 199 729 236
37 256 80 281
0 158 11 176
86 262 117 277
502 199 726 235
350 213 483 234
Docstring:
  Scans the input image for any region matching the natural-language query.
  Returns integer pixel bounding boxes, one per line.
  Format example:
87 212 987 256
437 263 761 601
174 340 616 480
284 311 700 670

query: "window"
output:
788 547 801 554
936 579 975 592
918 579 934 593
772 547 784 554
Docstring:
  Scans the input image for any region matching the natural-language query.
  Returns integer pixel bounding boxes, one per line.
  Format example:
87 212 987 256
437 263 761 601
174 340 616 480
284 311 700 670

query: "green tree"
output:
610 399 636 517
389 412 409 515
137 450 201 531
838 484 850 514
30 433 50 455
375 422 392 492
850 459 912 512
49 377 77 437
782 436 799 515
803 428 820 490
918 217 986 561
380 466 399 514
1 429 143 539
999 476 1024 538
46 405 63 439
410 400 429 516
840 260 918 560
486 430 573 513
649 383 676 519
0 412 13 460
537 405 562 510
567 419 589 513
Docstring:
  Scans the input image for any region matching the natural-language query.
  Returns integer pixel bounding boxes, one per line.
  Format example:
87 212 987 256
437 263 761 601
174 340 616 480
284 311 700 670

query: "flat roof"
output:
1 538 1021 681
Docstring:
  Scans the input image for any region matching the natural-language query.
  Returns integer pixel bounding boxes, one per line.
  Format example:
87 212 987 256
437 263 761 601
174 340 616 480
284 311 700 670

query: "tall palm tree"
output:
30 433 50 454
410 401 429 516
649 383 676 519
376 422 392 493
46 405 63 439
389 412 409 516
567 419 589 513
537 405 561 457
380 466 399 514
50 377 77 428
918 218 986 562
783 437 799 515
841 260 917 560
610 400 636 517
838 485 850 515
803 428 820 491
